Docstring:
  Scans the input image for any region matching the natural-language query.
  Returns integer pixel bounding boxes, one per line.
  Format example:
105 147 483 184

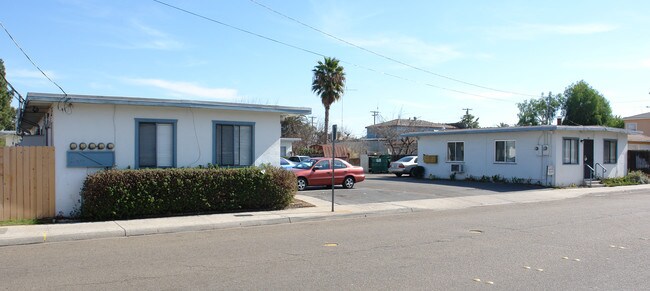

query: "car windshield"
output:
294 159 317 169
398 156 414 162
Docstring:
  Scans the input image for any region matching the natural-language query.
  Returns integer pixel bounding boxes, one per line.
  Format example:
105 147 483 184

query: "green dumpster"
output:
369 155 391 173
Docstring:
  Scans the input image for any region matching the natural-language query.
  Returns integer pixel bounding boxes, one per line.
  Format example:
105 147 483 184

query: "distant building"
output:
365 118 456 155
623 112 650 173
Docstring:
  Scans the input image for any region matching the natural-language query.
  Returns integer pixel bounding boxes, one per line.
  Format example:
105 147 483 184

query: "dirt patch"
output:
287 198 315 209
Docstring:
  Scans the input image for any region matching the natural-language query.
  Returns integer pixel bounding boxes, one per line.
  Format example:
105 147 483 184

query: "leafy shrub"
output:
603 170 649 186
411 166 425 179
80 165 296 221
627 170 649 184
449 172 457 181
479 175 490 182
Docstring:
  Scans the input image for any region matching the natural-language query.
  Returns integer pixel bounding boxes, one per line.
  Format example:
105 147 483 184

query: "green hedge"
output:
80 165 296 221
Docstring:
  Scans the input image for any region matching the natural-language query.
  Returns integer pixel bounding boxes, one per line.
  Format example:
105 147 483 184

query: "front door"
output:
583 139 594 179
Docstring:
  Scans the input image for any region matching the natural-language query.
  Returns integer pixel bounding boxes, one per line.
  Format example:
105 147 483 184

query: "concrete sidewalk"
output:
1 184 648 247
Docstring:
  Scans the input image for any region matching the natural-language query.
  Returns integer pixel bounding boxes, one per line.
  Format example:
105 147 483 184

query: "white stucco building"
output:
403 126 629 187
18 93 311 216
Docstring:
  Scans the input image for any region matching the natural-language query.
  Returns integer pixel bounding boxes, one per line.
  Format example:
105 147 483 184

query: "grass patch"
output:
0 219 40 226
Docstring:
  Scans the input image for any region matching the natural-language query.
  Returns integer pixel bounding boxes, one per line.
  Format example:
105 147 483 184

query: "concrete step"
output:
584 179 606 187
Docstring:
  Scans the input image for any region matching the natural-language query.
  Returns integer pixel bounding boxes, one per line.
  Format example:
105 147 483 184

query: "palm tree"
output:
312 57 346 144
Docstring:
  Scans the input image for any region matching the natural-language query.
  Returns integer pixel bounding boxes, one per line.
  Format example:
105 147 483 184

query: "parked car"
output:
280 157 297 169
388 156 418 177
287 155 311 163
290 158 365 191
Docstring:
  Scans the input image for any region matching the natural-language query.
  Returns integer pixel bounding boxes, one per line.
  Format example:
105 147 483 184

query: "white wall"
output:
417 129 627 187
418 131 552 185
551 130 627 186
51 103 282 215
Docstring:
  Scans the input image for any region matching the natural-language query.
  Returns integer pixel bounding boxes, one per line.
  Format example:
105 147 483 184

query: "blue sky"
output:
2 0 649 136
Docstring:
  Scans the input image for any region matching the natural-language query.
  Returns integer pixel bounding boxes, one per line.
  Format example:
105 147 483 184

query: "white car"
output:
388 156 418 177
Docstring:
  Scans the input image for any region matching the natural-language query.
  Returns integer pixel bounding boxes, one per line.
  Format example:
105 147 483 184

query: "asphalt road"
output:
299 173 551 205
1 189 648 290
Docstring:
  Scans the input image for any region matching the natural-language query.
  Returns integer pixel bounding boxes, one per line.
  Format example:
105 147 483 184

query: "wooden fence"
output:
0 147 55 220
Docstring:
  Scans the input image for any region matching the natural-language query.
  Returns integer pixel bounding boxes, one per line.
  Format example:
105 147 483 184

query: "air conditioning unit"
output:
451 164 465 173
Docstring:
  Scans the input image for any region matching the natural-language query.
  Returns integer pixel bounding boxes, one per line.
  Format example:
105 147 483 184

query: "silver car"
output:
388 156 418 177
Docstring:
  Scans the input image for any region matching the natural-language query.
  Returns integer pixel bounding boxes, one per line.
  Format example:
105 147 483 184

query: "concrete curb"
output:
1 185 648 247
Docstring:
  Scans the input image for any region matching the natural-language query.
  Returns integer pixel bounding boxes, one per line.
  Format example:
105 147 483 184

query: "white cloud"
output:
103 20 183 50
126 78 239 100
350 36 463 65
488 23 618 40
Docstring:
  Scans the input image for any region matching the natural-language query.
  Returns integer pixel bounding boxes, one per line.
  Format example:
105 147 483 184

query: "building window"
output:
626 123 637 131
214 121 254 166
604 139 617 164
562 138 579 164
447 141 464 162
495 140 516 163
135 119 177 168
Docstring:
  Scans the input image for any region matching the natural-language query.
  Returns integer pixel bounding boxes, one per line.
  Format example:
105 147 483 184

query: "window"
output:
315 160 330 169
135 119 176 168
604 139 617 164
562 138 579 164
334 160 348 169
626 123 637 131
495 140 516 163
447 142 464 162
214 121 254 166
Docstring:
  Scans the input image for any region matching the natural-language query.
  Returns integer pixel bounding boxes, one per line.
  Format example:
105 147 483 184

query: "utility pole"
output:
309 116 317 128
370 109 380 125
462 108 472 115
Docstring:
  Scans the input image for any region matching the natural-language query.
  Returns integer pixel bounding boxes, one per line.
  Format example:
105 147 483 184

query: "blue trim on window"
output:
212 120 256 166
134 118 178 169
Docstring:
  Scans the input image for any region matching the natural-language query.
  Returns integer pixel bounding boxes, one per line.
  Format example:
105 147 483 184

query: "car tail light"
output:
399 164 405 168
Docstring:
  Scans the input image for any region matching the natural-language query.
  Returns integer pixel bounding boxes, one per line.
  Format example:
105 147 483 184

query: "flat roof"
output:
19 92 311 132
24 92 312 115
402 125 631 137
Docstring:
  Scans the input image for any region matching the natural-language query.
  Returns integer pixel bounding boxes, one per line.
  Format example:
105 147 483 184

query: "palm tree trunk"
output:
323 106 329 144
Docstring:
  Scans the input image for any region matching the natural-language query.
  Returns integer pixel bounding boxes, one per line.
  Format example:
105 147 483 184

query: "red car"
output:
290 158 365 191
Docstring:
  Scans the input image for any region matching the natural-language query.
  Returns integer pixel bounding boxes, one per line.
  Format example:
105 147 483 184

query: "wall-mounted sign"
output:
67 151 115 168
423 154 438 164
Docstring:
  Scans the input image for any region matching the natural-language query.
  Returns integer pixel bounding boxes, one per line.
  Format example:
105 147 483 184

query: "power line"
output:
247 0 538 98
152 0 515 103
0 73 25 103
0 21 67 96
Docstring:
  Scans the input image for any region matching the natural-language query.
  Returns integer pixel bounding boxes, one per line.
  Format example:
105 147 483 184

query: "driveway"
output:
298 173 551 205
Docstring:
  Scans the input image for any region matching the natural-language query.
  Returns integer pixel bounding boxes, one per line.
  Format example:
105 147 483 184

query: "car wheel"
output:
297 177 308 191
395 173 402 177
342 176 355 189
409 168 416 176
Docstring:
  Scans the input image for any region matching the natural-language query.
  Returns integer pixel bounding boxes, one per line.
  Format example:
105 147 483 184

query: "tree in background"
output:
607 115 625 128
516 92 565 126
312 57 345 144
281 115 318 153
453 110 479 129
0 59 17 130
562 80 613 126
370 117 420 155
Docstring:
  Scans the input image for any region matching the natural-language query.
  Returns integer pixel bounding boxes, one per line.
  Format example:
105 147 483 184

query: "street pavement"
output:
0 182 649 247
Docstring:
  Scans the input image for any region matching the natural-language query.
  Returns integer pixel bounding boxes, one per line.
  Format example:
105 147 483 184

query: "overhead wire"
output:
152 0 513 102
247 0 538 98
0 21 67 96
